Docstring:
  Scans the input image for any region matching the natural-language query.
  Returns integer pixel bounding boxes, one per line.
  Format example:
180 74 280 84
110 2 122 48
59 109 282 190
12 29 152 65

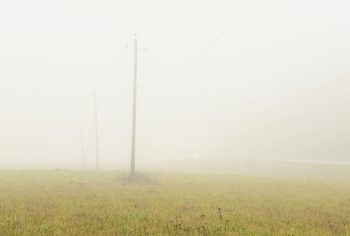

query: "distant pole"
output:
79 113 85 167
75 132 80 164
130 35 138 178
95 92 99 171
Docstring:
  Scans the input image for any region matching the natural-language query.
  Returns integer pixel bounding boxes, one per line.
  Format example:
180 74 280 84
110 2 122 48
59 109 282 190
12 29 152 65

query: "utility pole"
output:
79 113 85 167
127 34 146 179
95 92 99 171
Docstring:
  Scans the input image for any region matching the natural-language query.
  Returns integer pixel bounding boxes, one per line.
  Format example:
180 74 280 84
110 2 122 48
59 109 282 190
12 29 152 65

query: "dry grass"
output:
0 169 349 235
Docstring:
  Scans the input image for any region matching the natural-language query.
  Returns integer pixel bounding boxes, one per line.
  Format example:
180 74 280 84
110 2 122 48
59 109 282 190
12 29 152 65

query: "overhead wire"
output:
139 0 263 87
116 98 133 120
139 0 180 37
148 0 198 47
138 0 167 36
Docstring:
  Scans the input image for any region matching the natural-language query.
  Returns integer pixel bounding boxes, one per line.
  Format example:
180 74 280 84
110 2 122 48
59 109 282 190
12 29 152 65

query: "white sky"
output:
0 0 349 166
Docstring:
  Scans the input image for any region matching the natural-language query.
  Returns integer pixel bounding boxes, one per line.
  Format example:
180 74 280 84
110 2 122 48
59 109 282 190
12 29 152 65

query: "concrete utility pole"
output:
130 35 138 178
95 92 99 171
127 34 146 179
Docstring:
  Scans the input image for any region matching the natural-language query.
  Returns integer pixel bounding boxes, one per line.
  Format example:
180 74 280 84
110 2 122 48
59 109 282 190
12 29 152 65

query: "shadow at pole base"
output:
114 172 157 185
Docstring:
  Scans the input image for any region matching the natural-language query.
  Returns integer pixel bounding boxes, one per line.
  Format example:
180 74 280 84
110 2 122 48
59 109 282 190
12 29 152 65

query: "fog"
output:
0 0 349 168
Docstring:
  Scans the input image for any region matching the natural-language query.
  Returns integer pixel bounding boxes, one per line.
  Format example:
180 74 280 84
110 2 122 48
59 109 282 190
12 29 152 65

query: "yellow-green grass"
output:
0 170 349 235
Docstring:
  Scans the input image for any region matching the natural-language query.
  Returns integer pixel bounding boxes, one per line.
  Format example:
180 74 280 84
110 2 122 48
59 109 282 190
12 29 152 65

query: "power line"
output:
139 0 263 87
148 0 198 47
191 0 263 61
139 0 167 35
139 0 179 37
116 98 132 120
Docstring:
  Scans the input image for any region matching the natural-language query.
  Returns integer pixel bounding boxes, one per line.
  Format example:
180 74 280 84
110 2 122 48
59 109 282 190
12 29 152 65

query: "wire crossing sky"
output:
139 0 263 86
0 0 349 166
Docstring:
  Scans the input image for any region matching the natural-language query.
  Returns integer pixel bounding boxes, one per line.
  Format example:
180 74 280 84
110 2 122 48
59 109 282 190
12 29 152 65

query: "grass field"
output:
0 163 350 235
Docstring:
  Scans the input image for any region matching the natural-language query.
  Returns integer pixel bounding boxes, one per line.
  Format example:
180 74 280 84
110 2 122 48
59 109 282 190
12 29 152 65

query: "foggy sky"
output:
0 0 349 166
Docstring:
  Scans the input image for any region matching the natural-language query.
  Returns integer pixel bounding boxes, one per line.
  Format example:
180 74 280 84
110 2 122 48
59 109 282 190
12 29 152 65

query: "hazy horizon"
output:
1 0 349 167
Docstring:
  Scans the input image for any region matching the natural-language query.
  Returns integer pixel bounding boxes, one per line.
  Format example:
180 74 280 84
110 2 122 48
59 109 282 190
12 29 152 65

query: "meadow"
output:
0 163 350 235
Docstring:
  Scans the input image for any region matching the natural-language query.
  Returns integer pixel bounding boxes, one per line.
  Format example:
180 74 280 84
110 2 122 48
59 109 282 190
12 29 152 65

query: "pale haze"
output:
0 0 349 167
